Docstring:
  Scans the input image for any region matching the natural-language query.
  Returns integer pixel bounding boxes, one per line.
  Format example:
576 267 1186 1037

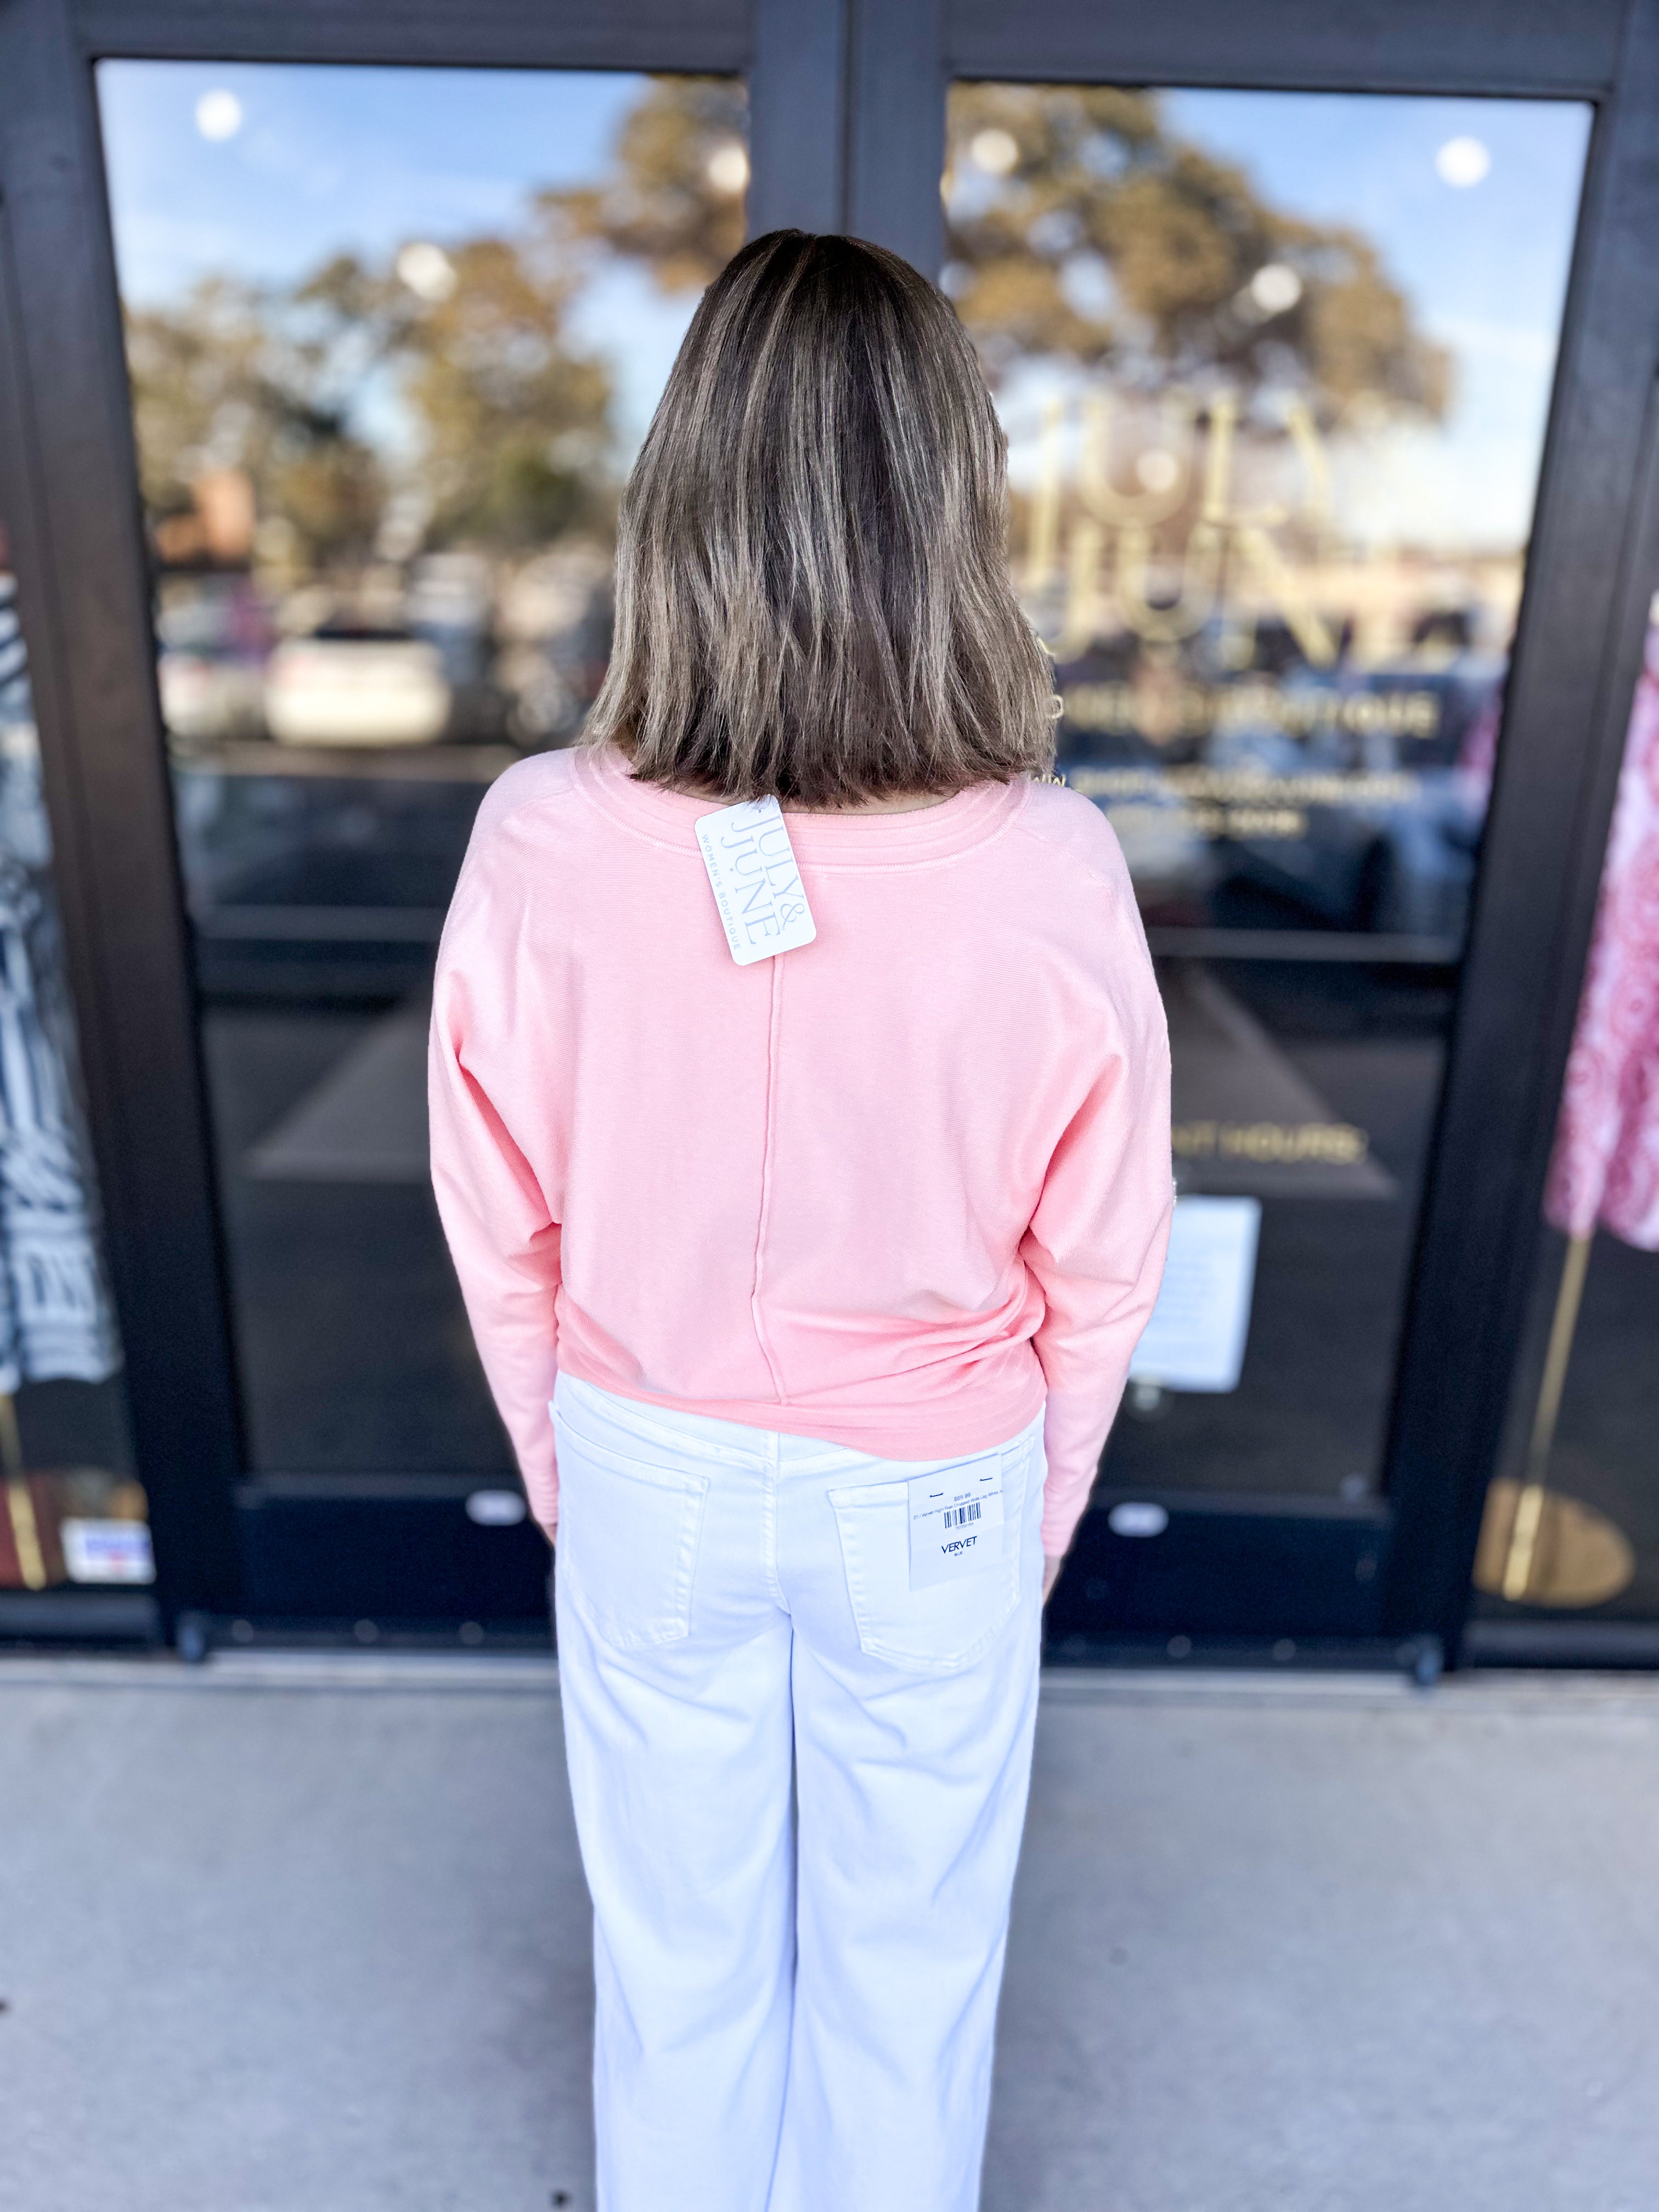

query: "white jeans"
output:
550 1372 1047 2212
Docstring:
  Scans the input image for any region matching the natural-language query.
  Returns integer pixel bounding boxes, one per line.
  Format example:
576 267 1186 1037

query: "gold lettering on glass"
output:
1031 388 1340 670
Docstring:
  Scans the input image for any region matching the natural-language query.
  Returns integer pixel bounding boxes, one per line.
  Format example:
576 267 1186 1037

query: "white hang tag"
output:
907 1454 1007 1589
695 797 817 966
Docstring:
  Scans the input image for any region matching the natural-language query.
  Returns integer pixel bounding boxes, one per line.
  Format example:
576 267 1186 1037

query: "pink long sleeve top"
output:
429 744 1173 1556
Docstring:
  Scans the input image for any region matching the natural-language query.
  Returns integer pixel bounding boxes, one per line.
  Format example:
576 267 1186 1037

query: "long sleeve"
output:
426 751 1174 1539
1020 908 1173 1558
428 880 563 1534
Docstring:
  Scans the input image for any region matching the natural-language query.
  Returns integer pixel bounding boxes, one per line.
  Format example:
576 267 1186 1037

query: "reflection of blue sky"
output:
1165 92 1589 552
996 91 1590 554
99 70 1588 553
96 62 718 460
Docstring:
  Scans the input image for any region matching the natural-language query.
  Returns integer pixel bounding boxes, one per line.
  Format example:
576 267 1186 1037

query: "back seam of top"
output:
748 955 789 1402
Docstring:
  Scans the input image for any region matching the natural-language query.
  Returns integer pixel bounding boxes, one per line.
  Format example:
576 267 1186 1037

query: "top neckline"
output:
572 744 1030 867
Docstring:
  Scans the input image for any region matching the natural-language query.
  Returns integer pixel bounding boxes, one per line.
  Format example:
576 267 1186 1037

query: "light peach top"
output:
430 745 1172 1555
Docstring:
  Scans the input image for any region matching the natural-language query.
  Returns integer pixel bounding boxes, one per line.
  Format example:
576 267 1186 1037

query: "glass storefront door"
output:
5 0 1655 1651
95 61 747 1623
942 85 1592 1641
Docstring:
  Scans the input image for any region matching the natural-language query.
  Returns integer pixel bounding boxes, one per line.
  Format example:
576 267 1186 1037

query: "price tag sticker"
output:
695 797 817 966
907 1454 1006 1589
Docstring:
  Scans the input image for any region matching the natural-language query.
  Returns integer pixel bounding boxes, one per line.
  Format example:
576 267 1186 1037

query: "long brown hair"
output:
582 229 1056 806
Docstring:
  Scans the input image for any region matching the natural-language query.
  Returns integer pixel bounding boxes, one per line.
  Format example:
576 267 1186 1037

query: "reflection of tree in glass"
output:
386 241 612 551
538 75 747 294
126 273 390 568
126 242 613 569
945 86 1449 424
123 76 746 574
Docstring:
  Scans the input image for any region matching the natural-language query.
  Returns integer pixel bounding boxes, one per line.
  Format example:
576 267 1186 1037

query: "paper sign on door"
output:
1129 1194 1261 1393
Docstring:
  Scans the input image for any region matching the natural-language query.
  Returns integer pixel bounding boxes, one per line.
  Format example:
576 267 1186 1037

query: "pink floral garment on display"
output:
1545 619 1659 1249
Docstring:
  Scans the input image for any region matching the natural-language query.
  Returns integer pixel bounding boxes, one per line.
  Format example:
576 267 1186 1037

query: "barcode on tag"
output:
908 1455 1006 1589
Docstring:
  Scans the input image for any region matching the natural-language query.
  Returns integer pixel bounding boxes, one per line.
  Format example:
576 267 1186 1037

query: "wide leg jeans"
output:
550 1372 1047 2212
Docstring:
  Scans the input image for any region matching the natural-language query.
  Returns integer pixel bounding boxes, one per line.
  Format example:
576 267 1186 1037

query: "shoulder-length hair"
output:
582 229 1056 806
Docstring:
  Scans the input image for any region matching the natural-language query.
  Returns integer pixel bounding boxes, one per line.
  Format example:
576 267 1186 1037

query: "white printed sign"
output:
695 797 817 966
907 1454 1006 1589
61 1518 155 1585
1129 1195 1261 1393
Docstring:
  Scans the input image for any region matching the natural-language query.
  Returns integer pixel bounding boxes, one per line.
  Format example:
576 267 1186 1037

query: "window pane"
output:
946 86 1589 1499
98 63 747 1476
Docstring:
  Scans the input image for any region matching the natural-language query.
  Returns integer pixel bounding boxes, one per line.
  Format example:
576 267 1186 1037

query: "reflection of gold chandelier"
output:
1028 388 1337 665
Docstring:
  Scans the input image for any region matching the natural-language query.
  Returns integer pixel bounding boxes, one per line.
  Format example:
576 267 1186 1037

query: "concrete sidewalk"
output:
1 1657 1655 2212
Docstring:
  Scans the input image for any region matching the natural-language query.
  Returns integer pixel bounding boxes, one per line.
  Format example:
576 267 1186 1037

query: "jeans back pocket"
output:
828 1441 1026 1675
554 1414 711 1652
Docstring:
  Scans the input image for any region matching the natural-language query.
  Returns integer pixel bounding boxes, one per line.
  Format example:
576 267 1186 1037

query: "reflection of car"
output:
406 553 514 742
159 649 266 743
155 583 268 744
264 623 451 748
1210 659 1501 940
1056 724 1213 922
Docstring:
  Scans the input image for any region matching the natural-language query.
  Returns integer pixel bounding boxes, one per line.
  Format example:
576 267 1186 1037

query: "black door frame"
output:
0 0 1656 1658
